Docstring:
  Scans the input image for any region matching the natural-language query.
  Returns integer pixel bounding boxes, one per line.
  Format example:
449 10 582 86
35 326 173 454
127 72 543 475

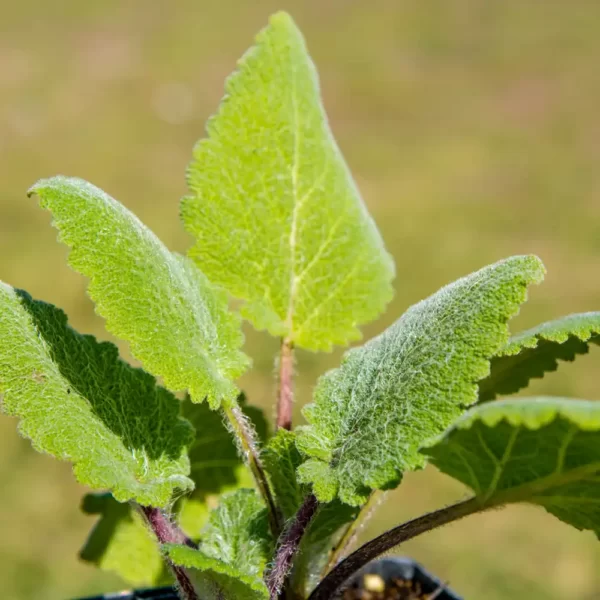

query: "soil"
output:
342 573 445 600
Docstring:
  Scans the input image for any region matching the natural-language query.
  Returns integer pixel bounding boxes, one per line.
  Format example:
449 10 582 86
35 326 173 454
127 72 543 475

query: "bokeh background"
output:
1 1 600 598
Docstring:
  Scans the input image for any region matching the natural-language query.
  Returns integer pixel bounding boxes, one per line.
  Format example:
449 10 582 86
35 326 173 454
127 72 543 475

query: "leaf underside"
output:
29 176 249 407
479 312 600 401
425 397 600 537
182 11 394 351
80 493 168 586
0 285 193 505
296 255 545 505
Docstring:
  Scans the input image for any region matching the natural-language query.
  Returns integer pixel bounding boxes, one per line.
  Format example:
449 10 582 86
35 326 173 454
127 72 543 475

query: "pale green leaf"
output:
29 176 249 407
199 489 273 579
296 255 545 505
165 489 273 600
424 397 600 535
165 545 268 600
182 12 394 351
80 493 168 586
262 429 307 519
479 312 600 401
0 285 193 505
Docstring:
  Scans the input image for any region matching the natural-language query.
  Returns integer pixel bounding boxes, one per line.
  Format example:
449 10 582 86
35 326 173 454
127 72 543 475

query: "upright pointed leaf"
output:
296 256 545 505
182 12 394 351
0 285 193 505
29 176 249 407
424 397 600 536
479 312 600 401
80 493 168 586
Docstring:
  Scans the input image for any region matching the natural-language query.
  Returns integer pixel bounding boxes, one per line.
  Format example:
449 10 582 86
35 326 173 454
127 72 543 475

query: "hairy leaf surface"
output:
198 488 273 578
165 545 268 600
479 312 600 401
182 12 394 351
0 285 193 505
80 493 167 586
296 256 545 505
425 397 600 535
262 429 307 519
30 176 249 407
166 489 272 600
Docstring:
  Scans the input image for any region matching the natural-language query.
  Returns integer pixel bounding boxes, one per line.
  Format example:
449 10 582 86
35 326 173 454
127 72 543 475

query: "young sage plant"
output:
1 11 599 600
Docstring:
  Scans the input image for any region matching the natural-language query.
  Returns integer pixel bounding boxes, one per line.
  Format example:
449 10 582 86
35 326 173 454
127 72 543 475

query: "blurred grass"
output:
1 1 600 598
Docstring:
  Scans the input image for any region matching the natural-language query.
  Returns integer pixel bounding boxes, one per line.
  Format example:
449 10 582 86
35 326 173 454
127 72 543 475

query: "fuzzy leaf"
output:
182 12 394 351
199 489 273 578
80 493 168 586
425 397 600 536
165 545 268 600
0 285 193 505
165 489 273 600
29 176 249 407
296 256 545 505
291 501 359 596
262 429 307 519
479 312 600 401
183 394 268 502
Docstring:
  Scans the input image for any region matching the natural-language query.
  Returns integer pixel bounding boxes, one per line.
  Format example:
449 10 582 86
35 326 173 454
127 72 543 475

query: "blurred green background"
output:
1 1 599 598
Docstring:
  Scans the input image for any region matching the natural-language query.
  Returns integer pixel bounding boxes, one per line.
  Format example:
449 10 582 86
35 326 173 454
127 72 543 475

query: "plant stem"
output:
277 338 294 430
266 493 320 600
308 497 482 600
223 402 283 538
138 505 198 600
321 490 384 578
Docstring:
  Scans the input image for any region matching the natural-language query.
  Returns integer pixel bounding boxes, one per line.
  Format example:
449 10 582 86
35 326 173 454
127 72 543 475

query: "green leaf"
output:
296 255 545 505
262 429 307 519
181 12 394 351
165 545 268 600
0 285 193 505
165 489 273 600
80 493 168 586
291 501 359 597
424 397 600 536
199 489 273 578
479 312 600 401
183 394 268 502
29 176 249 407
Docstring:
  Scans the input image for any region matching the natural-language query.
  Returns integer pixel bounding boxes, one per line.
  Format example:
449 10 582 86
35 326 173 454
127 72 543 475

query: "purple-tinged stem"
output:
266 493 319 600
276 338 294 431
138 505 199 600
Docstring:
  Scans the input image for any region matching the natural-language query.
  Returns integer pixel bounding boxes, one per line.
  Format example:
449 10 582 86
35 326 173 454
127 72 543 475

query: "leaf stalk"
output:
137 505 198 600
308 497 481 600
223 402 283 538
277 338 294 430
266 493 320 600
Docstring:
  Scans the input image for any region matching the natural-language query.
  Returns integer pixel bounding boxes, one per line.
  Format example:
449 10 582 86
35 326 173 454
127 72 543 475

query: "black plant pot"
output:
78 557 462 600
334 557 463 599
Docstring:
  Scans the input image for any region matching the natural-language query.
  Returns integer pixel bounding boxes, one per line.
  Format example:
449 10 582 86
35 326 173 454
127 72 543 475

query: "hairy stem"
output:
266 493 320 600
223 402 283 538
277 338 294 430
138 505 198 600
308 497 482 600
322 490 384 578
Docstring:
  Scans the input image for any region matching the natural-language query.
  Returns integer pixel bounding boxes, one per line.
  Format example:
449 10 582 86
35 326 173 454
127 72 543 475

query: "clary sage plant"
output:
1 12 599 600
